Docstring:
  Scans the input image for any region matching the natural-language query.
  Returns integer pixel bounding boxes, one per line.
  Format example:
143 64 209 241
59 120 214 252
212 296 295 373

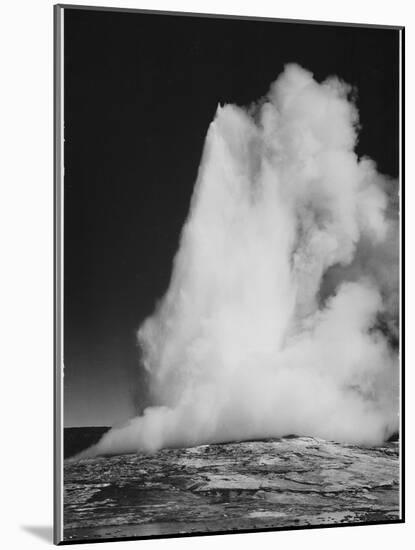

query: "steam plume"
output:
86 64 399 457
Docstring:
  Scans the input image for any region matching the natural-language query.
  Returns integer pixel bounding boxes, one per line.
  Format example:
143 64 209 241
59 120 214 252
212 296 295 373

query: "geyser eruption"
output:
89 64 399 457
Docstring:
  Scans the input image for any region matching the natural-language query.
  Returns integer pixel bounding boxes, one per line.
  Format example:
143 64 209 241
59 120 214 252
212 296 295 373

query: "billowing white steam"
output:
89 64 399 456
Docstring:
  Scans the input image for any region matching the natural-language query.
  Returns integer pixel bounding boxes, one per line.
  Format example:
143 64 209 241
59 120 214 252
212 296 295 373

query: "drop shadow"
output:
21 525 53 543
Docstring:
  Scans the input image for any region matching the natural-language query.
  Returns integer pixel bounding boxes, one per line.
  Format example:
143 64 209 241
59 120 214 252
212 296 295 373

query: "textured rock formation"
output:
64 436 400 541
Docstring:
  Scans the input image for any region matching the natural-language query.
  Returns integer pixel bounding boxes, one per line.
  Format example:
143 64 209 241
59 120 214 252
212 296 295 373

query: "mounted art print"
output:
54 4 404 544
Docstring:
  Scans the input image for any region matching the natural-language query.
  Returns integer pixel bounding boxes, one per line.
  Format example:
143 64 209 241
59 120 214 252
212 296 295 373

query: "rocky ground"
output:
64 436 400 542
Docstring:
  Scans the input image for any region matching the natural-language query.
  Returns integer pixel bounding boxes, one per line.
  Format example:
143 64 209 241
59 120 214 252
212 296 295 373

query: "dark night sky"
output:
63 7 400 427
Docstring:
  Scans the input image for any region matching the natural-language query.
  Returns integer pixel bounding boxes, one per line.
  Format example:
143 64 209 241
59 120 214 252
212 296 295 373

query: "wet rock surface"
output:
64 436 400 541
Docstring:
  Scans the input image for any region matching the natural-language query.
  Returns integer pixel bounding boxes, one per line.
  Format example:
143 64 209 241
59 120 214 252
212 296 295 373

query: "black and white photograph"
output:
54 5 403 544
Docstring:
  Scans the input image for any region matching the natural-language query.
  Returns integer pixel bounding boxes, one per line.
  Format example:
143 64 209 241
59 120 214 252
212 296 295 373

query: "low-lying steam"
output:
85 64 399 457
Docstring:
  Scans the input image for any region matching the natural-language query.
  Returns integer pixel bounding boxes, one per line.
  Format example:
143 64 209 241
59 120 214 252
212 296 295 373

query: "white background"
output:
0 0 412 548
